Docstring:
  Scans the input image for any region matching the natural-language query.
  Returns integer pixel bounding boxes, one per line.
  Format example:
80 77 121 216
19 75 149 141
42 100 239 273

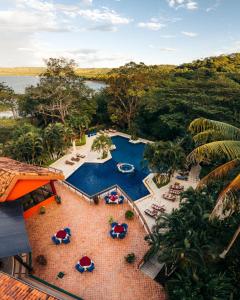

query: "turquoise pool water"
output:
66 136 150 201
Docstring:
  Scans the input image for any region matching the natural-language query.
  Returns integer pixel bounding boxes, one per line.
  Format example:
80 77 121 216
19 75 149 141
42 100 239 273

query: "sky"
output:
0 0 239 67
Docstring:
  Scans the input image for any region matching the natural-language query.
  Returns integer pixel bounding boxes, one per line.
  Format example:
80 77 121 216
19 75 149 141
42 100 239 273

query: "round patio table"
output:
113 225 125 234
56 230 67 239
76 256 95 273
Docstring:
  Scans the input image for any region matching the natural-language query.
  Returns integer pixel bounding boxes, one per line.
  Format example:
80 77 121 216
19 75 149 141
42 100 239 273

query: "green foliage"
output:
55 195 62 204
108 216 114 225
125 210 134 220
39 206 46 214
76 134 86 146
125 253 136 264
36 255 47 266
91 134 112 159
145 187 240 299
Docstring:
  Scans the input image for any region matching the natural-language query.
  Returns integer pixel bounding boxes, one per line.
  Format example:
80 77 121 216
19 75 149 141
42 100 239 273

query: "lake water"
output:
0 76 106 118
0 76 106 94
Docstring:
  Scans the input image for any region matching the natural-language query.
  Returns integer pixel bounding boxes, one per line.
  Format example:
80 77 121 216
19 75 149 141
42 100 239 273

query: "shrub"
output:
39 206 46 214
125 210 134 220
108 216 114 225
36 255 47 266
76 134 86 146
55 195 61 204
125 253 136 264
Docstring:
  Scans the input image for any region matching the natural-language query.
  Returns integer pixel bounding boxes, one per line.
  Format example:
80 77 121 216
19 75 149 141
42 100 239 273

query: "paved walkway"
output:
25 182 165 300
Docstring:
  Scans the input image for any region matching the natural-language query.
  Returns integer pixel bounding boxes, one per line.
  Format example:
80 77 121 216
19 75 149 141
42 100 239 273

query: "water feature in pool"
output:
66 136 150 201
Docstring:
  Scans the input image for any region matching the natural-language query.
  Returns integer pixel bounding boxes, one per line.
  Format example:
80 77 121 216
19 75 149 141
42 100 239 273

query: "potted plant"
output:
125 253 136 264
55 195 62 204
39 206 46 214
125 210 134 220
108 216 114 225
36 255 47 266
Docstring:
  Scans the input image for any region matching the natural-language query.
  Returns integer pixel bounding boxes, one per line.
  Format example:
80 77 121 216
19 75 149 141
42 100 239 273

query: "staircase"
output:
140 255 164 279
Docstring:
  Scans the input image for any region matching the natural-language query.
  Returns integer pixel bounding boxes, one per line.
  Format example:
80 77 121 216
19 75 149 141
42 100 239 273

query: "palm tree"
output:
144 141 186 185
91 134 112 159
187 118 240 219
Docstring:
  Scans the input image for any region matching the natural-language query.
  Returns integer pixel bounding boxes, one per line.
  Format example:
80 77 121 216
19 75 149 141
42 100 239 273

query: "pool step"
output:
140 256 164 279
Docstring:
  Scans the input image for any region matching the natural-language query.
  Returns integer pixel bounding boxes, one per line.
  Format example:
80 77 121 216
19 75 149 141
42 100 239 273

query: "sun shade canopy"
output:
0 201 31 258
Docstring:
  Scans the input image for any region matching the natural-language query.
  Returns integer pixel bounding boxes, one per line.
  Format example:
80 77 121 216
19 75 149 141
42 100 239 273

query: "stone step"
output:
140 257 164 279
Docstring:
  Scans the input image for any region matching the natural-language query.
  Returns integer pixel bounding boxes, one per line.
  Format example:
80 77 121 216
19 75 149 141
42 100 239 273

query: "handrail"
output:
62 180 151 235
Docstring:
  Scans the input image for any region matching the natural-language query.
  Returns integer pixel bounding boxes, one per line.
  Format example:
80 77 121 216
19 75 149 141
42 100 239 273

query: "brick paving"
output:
25 182 166 300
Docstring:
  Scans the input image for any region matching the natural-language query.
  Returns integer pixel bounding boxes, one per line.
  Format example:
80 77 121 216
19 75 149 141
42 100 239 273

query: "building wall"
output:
7 179 50 201
23 195 56 219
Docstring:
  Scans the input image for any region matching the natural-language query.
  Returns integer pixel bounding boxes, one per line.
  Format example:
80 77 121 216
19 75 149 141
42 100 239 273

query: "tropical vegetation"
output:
91 134 112 159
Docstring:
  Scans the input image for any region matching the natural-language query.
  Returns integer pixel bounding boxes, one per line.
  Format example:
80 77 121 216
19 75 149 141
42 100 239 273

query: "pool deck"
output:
51 132 200 231
25 182 165 300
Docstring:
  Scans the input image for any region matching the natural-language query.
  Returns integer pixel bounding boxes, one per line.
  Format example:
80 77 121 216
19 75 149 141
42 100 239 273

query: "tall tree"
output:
19 58 93 124
187 118 240 219
91 134 112 159
0 83 18 118
106 62 154 131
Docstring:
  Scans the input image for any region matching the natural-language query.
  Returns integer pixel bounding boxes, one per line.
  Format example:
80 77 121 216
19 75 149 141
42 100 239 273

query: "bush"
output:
75 134 86 146
36 255 47 266
108 216 114 225
125 253 136 264
125 210 134 220
55 195 61 204
39 206 46 214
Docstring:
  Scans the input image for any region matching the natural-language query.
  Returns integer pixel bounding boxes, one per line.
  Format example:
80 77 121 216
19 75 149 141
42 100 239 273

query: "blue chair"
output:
111 191 117 196
111 222 118 228
122 223 128 231
75 264 85 273
87 263 95 272
64 228 71 235
52 236 60 245
110 230 117 239
62 237 70 244
119 232 126 239
119 195 124 204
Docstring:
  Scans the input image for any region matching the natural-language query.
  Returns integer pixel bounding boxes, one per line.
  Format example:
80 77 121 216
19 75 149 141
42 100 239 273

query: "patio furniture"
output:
76 154 86 159
169 189 182 195
110 222 128 239
163 194 176 202
151 204 166 213
144 209 158 218
170 183 184 190
65 160 74 165
71 157 80 162
52 228 71 245
104 193 124 204
75 256 95 273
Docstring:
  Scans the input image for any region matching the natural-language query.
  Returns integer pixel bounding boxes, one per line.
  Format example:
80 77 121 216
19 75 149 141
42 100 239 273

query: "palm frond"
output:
189 118 240 141
197 159 240 188
187 141 240 164
210 173 240 219
193 130 227 145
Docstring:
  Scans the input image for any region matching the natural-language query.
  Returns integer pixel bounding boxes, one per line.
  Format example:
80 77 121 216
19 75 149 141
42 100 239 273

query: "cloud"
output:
138 18 166 31
160 34 176 38
181 31 198 37
149 45 177 52
167 0 198 10
77 8 131 25
206 0 221 12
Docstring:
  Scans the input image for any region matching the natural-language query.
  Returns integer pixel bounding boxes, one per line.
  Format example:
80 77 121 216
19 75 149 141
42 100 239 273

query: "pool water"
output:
66 136 150 200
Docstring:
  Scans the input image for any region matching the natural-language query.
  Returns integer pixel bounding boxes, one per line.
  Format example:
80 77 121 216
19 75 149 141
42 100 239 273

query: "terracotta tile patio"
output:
25 182 165 300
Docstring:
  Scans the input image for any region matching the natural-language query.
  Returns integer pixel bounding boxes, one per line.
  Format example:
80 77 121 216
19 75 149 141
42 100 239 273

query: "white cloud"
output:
167 0 198 10
77 8 131 24
181 31 198 37
159 47 177 52
206 0 221 12
160 34 176 38
138 18 166 31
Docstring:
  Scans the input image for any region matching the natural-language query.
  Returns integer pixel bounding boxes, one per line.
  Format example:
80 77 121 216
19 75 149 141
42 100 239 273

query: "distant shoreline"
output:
0 67 111 79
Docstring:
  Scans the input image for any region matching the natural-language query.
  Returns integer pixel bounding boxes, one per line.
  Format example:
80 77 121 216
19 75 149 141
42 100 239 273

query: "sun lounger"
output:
170 183 184 190
65 160 74 165
169 189 182 195
144 209 158 218
151 204 166 213
176 175 188 181
163 194 176 202
71 157 80 162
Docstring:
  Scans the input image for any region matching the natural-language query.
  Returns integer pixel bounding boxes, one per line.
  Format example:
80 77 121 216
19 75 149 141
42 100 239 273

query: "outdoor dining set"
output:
104 191 124 204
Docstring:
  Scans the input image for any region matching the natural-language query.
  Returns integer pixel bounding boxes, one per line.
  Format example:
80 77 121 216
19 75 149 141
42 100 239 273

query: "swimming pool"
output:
66 136 150 201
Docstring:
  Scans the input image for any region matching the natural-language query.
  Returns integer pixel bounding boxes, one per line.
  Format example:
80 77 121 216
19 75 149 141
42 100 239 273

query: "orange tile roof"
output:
0 272 58 299
0 157 64 202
